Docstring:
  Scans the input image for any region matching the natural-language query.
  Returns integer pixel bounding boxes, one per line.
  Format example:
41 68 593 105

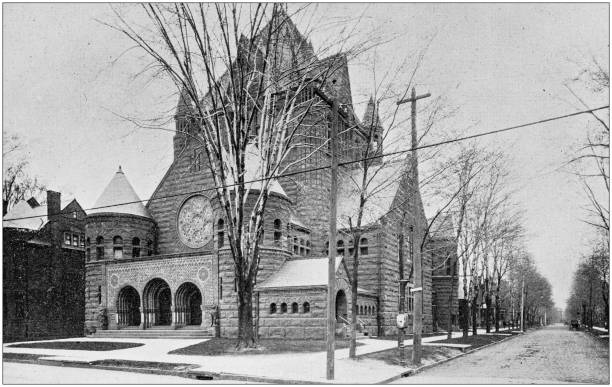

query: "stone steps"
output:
92 328 212 339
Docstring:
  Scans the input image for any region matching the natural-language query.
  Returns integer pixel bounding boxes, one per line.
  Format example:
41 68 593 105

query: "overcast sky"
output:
3 3 609 308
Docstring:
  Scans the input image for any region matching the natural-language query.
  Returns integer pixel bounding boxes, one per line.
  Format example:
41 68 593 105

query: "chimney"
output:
47 190 61 221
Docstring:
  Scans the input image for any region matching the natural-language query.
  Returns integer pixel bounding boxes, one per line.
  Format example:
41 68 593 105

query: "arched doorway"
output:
335 290 348 322
116 286 141 327
175 282 202 326
143 278 172 327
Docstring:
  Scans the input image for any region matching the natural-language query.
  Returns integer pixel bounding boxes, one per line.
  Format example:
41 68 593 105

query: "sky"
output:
2 3 609 308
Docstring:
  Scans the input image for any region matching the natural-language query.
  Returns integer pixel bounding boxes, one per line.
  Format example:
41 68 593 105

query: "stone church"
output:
85 14 439 339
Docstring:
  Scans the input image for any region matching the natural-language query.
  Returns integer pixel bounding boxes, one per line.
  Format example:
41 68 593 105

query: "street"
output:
392 324 609 384
2 362 250 384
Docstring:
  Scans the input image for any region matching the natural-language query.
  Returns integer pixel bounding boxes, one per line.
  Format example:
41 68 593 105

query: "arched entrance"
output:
175 282 202 326
335 290 348 322
143 278 172 327
116 286 141 327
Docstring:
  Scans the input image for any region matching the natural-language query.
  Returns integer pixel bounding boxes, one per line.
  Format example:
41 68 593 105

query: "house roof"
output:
257 257 343 289
336 157 413 228
3 197 77 231
89 167 151 218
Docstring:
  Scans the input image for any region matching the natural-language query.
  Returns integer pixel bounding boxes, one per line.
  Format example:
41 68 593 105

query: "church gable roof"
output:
336 156 414 228
257 257 343 289
89 167 151 218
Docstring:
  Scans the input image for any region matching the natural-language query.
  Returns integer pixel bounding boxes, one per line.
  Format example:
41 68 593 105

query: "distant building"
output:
427 212 459 332
3 191 86 342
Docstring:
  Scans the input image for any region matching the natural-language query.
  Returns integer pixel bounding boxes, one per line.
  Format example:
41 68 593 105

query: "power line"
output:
4 105 608 223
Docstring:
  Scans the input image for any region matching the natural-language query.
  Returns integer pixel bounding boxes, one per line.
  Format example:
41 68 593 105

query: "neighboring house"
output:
3 191 86 342
427 212 459 332
85 13 439 339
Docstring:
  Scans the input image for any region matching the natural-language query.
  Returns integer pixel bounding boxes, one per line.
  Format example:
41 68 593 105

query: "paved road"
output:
392 324 609 384
2 362 252 384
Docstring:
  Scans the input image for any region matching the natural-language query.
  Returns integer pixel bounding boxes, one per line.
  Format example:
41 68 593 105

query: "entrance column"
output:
170 305 177 329
139 294 146 330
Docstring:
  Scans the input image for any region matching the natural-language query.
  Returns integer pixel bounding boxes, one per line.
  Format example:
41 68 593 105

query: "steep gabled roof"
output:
89 167 151 218
336 156 414 228
256 256 343 289
3 197 79 231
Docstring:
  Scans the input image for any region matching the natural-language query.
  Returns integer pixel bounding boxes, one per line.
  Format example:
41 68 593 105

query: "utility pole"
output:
326 99 339 380
520 277 525 332
397 87 430 365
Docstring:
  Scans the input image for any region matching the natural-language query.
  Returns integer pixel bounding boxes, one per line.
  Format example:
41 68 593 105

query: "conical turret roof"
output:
89 166 151 218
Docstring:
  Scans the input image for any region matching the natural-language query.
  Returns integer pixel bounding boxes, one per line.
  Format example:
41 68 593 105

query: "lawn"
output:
169 338 360 356
7 341 144 351
358 346 460 367
430 333 508 348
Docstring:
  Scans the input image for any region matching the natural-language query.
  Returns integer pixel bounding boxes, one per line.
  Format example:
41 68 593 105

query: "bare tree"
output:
110 3 367 348
2 134 46 216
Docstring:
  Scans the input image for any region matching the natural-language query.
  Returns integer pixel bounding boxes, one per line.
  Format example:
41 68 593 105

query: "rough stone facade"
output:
84 14 452 340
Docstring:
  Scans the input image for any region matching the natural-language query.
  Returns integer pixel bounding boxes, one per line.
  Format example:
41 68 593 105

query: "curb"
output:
2 356 321 384
377 332 523 384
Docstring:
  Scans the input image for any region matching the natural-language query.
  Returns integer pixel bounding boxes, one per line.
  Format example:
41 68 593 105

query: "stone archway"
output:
143 278 172 327
175 282 202 326
335 290 348 322
117 286 141 327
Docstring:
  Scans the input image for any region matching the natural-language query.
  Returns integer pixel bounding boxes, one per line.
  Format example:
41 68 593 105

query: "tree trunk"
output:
485 279 491 333
471 295 478 336
447 261 456 339
349 247 359 358
460 299 469 338
495 293 500 332
236 281 255 350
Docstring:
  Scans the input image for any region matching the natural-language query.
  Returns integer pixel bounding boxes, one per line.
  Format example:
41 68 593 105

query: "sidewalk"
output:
3 329 493 383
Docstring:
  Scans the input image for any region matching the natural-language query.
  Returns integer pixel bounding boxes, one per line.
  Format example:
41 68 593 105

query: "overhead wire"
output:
3 105 608 223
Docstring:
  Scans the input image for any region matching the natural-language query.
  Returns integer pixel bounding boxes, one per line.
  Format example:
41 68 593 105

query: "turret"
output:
362 96 384 164
174 87 194 158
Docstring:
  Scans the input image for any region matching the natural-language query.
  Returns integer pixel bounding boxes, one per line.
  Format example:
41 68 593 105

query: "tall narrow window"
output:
64 232 71 246
303 302 310 313
281 303 288 313
132 237 141 258
97 285 102 305
293 237 299 255
113 236 123 259
96 236 104 260
270 303 277 314
348 239 354 256
217 219 225 248
219 277 223 300
147 240 153 256
86 237 91 262
273 219 282 244
360 238 369 256
292 302 299 314
337 240 345 256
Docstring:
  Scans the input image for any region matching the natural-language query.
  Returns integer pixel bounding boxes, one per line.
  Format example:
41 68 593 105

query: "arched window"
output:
270 303 277 314
281 302 288 313
303 302 310 313
217 219 225 248
86 237 91 262
113 236 123 259
132 237 140 258
359 305 363 315
360 237 369 256
147 240 153 256
273 219 282 243
96 236 104 260
348 239 354 256
337 240 345 256
291 302 299 314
